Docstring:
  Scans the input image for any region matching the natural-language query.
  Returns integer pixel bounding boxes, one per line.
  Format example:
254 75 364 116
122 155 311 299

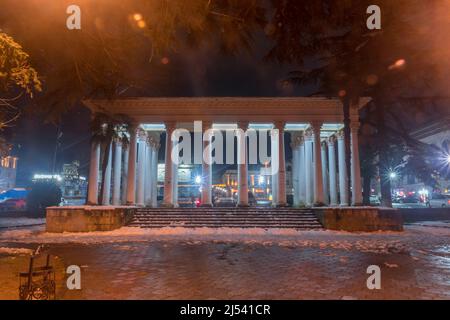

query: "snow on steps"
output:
128 207 323 230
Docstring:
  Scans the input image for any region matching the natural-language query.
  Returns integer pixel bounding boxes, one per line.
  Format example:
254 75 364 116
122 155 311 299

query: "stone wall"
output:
315 207 403 232
46 206 136 233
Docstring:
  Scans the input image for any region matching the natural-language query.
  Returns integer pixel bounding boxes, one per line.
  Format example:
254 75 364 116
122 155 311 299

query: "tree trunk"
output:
376 101 393 207
98 140 112 205
343 96 352 205
362 173 371 205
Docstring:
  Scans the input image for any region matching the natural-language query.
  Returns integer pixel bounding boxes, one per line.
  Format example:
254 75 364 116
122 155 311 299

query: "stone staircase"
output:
128 207 323 230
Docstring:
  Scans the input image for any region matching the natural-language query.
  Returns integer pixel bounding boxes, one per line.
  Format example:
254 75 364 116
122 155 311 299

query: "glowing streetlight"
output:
195 175 202 184
389 171 397 180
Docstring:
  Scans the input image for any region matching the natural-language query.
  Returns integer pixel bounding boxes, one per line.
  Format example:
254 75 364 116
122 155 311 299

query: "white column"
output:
291 132 302 207
270 129 279 206
311 122 324 206
298 136 306 205
163 122 176 207
337 130 349 206
144 140 153 206
112 140 122 206
126 126 138 205
102 144 112 205
121 144 129 205
237 121 249 207
351 121 363 206
87 141 100 204
275 121 287 206
136 131 147 206
148 132 161 208
321 141 329 205
304 129 313 206
172 140 179 207
151 138 160 208
201 121 213 207
328 136 338 206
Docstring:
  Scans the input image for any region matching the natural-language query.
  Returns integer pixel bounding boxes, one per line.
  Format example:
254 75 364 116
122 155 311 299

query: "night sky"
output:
9 38 308 186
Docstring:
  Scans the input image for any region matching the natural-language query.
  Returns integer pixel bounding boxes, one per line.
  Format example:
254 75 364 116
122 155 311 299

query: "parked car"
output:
428 194 450 208
392 196 427 209
178 197 195 207
0 198 27 212
370 195 381 206
215 197 236 207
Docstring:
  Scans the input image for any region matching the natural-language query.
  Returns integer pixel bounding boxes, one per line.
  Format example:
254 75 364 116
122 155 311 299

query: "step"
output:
129 208 323 229
132 215 317 219
129 224 322 229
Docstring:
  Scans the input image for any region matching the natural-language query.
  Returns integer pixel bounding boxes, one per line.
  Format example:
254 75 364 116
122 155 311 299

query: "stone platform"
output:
46 206 136 233
315 207 403 232
46 206 403 233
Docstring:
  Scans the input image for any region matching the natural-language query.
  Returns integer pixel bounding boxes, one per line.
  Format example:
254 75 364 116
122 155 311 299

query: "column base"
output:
351 202 363 207
329 203 339 207
200 203 213 208
237 203 250 208
275 203 288 207
161 203 174 208
313 202 326 207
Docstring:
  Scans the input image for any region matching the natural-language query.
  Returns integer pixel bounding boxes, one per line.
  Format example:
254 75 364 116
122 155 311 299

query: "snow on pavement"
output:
1 224 447 256
0 217 46 228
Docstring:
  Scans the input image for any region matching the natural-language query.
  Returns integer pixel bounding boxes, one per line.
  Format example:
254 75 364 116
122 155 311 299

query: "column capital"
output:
309 121 323 132
137 128 147 142
273 121 286 130
304 128 314 140
328 135 337 145
147 132 161 149
113 137 123 146
290 132 304 148
237 121 249 131
202 120 213 131
127 121 140 133
165 121 177 131
336 129 345 140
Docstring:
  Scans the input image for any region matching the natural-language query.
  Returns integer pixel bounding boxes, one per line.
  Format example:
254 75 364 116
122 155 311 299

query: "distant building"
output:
222 162 293 202
61 161 87 200
401 114 450 195
0 156 18 192
32 161 87 205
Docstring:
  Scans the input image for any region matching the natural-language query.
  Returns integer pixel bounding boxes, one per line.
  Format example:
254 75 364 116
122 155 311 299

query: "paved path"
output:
0 223 449 299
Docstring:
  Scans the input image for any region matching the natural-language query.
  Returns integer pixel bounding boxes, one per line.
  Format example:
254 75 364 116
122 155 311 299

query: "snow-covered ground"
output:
0 247 33 255
0 217 46 228
0 224 426 255
0 221 448 252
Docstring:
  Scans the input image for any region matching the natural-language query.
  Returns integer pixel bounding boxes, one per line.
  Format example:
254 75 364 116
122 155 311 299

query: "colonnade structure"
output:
84 97 370 208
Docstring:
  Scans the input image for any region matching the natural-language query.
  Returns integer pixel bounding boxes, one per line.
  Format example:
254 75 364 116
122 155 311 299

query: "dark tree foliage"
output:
90 112 131 204
27 181 62 217
0 0 266 123
266 0 450 206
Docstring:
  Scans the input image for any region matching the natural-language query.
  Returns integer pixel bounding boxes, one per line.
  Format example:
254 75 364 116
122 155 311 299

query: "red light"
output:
447 200 450 205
